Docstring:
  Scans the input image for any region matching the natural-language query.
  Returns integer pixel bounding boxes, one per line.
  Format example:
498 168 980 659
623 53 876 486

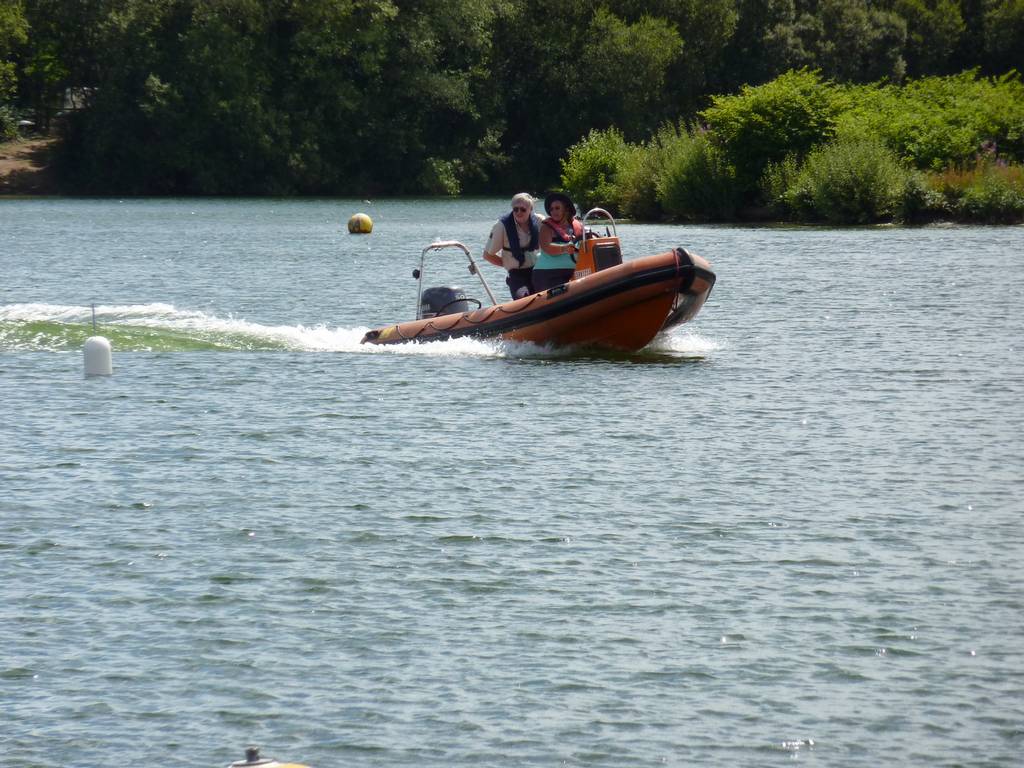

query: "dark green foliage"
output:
778 137 911 224
655 125 738 221
893 0 965 77
496 2 688 192
760 154 807 216
576 9 682 141
4 0 1024 198
38 0 503 194
0 103 16 139
837 71 1024 170
614 132 667 220
559 127 632 212
614 0 737 114
562 123 741 221
896 170 943 223
700 70 844 191
717 0 801 88
0 0 26 102
803 0 908 83
983 0 1024 75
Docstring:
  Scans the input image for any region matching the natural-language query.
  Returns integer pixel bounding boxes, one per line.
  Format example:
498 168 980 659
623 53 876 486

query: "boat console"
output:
574 208 622 279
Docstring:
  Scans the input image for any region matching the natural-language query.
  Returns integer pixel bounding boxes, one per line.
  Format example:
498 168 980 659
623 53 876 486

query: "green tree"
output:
0 0 27 100
700 69 844 192
983 0 1024 74
836 70 1024 169
892 0 965 76
794 0 907 83
786 137 910 223
611 0 737 108
14 0 1017 196
59 0 283 192
57 0 501 193
493 0 735 190
718 0 803 88
559 126 632 211
0 0 27 137
347 0 500 193
656 125 738 220
576 9 682 140
18 0 126 129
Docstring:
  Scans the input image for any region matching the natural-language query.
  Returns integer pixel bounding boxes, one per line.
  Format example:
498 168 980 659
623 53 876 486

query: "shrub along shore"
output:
560 70 1024 225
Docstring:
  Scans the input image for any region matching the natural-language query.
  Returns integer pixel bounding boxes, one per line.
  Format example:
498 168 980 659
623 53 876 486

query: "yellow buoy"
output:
347 212 373 234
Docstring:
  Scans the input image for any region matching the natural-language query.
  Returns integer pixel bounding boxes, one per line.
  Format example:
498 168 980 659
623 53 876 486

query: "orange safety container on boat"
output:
573 207 623 279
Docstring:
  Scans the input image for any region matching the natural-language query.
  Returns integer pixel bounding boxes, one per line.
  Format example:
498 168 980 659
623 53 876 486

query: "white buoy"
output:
84 335 113 376
83 304 112 376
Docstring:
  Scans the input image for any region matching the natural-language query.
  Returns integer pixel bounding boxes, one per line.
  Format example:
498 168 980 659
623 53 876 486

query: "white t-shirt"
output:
484 215 541 269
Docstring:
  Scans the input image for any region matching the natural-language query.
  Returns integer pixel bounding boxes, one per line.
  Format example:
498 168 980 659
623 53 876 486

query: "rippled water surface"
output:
2 199 1023 767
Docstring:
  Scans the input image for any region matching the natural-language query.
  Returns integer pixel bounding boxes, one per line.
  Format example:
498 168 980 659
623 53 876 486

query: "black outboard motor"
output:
420 286 470 319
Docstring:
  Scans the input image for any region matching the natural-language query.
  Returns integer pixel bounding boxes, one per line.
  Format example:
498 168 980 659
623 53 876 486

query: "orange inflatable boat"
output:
360 209 715 352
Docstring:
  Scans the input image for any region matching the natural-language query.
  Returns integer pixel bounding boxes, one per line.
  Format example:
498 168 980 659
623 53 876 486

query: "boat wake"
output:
0 302 368 353
0 302 718 360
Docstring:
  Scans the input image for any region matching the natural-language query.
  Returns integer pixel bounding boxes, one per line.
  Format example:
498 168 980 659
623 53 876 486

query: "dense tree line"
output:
1 0 1022 195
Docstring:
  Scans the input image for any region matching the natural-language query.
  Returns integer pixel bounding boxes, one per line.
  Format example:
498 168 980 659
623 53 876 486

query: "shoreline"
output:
2 137 1020 225
0 135 59 195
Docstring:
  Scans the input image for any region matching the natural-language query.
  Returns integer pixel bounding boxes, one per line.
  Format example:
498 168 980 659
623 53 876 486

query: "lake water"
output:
1 199 1022 767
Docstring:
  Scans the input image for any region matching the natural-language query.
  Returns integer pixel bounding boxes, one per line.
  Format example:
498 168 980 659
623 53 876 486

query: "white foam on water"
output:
650 328 721 357
266 323 510 355
352 333 552 358
1 302 718 359
0 302 363 351
1 302 201 325
0 303 534 356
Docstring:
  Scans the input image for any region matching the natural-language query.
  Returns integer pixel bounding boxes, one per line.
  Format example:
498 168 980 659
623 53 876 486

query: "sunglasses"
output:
512 206 529 213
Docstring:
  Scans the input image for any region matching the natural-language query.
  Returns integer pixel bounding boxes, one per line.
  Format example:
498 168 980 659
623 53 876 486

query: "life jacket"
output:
543 217 584 260
500 212 539 266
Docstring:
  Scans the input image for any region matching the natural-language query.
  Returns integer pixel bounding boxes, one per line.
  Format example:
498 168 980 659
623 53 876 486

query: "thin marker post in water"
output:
83 302 113 376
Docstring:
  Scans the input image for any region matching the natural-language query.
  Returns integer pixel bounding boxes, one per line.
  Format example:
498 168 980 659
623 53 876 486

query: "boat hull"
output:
361 248 715 351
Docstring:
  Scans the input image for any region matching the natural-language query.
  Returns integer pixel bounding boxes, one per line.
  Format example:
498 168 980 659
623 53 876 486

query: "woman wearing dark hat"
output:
534 192 584 292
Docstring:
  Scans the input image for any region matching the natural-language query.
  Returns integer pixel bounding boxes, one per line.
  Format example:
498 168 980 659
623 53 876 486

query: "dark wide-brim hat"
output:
544 192 576 217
